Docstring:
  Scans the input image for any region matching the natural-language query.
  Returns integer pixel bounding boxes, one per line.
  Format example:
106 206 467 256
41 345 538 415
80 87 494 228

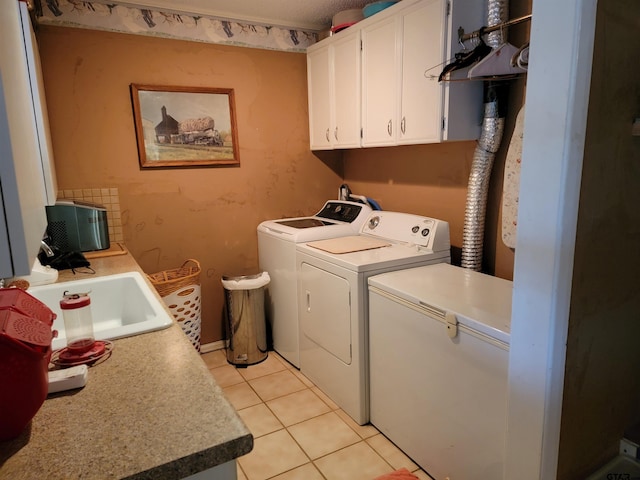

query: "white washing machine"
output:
296 211 451 425
257 200 372 367
368 263 512 480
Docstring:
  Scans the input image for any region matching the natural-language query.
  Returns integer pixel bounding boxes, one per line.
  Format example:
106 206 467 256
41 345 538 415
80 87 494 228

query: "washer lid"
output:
368 263 513 343
259 220 360 243
275 218 337 229
257 200 373 243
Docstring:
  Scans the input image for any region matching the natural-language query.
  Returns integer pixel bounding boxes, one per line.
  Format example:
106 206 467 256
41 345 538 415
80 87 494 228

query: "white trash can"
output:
222 271 270 367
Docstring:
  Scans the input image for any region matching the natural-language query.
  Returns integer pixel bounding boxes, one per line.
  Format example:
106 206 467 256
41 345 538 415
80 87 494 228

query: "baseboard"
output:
621 438 640 459
200 340 227 353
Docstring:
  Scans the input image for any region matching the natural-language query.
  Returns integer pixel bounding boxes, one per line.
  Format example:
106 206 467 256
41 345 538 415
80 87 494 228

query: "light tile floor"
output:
202 350 433 480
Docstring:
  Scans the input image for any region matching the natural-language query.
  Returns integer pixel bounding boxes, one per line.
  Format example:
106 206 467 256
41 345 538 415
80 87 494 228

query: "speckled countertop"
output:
0 253 253 479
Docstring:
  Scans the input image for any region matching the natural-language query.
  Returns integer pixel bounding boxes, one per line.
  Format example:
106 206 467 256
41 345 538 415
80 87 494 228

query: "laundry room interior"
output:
36 6 525 344
2 0 640 479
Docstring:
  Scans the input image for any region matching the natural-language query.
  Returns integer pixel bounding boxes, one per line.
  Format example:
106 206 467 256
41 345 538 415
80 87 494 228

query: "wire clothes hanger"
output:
467 25 527 78
438 30 492 81
436 14 532 82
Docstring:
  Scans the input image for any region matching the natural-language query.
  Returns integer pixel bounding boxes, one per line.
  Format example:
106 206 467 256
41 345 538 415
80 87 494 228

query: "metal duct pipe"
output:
486 0 509 48
461 85 507 269
460 0 509 271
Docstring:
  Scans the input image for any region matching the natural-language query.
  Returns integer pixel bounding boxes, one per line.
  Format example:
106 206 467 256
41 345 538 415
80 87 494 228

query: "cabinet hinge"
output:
360 39 363 51
360 128 363 138
446 0 451 16
442 117 446 130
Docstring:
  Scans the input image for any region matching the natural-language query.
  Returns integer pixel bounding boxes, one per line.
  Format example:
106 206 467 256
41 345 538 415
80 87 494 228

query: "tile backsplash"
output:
57 188 123 244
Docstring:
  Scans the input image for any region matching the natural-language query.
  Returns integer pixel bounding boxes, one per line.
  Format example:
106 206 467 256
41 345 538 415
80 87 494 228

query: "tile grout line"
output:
231 357 313 480
207 351 420 480
243 381 393 479
231 358 332 479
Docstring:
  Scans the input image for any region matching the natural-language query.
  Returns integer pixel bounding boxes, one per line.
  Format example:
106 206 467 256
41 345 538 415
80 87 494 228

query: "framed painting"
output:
130 84 240 168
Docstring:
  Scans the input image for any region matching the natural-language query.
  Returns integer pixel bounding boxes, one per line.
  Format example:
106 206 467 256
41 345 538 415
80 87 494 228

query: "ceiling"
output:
113 0 376 31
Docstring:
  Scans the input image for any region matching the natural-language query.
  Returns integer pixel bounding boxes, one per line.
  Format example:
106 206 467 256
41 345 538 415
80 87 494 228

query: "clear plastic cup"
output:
60 292 95 353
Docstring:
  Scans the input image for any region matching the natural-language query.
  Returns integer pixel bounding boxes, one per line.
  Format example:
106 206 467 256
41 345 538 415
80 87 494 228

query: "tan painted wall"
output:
343 138 516 276
38 26 343 344
342 141 477 265
557 1 640 477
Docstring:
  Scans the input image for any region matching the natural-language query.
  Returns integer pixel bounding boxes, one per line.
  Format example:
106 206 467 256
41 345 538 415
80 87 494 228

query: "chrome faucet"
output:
40 239 55 257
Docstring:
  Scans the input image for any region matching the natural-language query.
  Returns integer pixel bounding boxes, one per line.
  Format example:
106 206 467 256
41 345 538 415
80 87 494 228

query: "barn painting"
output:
131 84 239 168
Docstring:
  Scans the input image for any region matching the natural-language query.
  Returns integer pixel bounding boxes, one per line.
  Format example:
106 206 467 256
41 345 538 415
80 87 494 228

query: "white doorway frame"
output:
505 0 598 478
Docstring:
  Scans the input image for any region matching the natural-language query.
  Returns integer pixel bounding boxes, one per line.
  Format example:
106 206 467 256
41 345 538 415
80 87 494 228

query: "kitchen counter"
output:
0 254 253 479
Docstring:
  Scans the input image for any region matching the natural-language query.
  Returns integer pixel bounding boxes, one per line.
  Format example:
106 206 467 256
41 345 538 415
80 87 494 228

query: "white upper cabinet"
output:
308 29 361 150
20 3 58 205
0 2 57 278
398 0 445 144
332 32 362 148
307 46 332 149
361 15 400 147
362 0 446 146
307 0 484 150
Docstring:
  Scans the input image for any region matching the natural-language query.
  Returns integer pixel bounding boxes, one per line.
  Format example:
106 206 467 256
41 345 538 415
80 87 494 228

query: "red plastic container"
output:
0 288 57 326
0 289 56 441
0 309 54 353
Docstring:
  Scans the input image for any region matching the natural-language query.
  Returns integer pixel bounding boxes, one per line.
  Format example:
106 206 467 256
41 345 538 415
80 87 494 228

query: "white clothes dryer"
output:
368 263 512 480
257 200 372 367
295 211 451 424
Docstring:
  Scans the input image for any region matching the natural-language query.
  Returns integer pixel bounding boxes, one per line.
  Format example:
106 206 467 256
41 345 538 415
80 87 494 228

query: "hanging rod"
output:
458 14 532 44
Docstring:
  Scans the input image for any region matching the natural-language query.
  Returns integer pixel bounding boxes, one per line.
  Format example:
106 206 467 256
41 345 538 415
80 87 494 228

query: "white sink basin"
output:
28 271 174 350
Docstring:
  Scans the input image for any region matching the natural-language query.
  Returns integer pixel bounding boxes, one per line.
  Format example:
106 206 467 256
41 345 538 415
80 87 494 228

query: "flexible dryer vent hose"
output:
461 86 507 270
460 0 510 271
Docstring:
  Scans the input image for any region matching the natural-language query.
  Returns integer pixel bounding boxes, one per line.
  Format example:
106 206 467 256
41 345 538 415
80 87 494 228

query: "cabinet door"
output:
398 0 445 144
307 46 332 150
361 16 401 147
20 2 57 204
332 31 361 148
0 83 17 277
0 1 49 277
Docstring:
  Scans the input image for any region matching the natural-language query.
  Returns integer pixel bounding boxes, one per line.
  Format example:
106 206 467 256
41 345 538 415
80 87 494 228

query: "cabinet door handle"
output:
387 120 393 136
334 127 338 141
401 116 406 135
325 128 330 142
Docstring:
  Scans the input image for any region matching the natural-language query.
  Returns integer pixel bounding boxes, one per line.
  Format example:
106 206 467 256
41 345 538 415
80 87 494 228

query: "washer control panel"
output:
361 211 450 250
316 201 372 223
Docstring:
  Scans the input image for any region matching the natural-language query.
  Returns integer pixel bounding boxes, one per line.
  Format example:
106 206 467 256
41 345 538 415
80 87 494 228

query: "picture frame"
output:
130 84 240 168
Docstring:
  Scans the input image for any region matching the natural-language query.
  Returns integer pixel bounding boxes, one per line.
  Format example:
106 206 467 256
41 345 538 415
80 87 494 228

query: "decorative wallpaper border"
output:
35 0 319 53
